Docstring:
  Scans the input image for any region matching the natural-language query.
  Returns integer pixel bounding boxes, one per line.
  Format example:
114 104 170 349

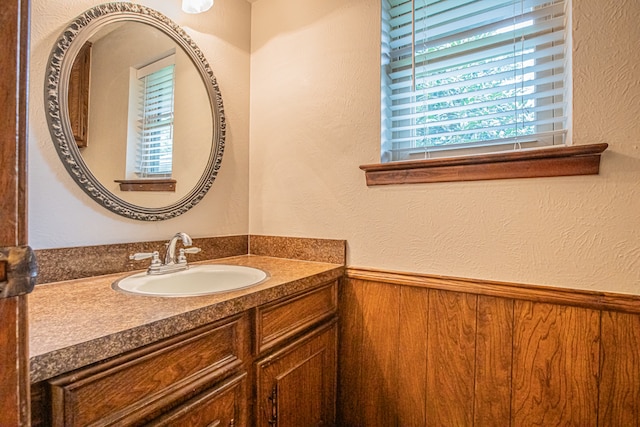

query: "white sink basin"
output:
112 265 268 297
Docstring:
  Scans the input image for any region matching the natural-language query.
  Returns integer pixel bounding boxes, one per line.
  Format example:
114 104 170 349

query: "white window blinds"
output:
382 0 570 161
136 56 175 177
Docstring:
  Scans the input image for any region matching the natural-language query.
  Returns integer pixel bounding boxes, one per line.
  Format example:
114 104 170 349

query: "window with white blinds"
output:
381 0 570 161
135 56 176 177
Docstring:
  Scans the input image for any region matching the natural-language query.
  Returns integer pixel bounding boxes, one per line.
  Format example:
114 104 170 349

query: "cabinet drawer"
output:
49 314 248 427
150 372 247 427
255 281 337 354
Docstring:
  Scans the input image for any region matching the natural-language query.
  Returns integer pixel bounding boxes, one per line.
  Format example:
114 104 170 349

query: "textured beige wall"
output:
249 0 640 293
29 0 251 248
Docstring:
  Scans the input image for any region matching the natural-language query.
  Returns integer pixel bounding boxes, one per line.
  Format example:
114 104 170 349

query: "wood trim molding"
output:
0 1 32 425
346 267 640 314
359 143 608 185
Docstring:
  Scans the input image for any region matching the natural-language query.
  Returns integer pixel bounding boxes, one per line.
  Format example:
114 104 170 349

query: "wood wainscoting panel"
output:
339 268 640 427
426 290 477 426
398 286 428 426
511 302 600 426
599 311 640 426
338 279 401 425
359 279 400 425
474 296 514 426
337 279 364 426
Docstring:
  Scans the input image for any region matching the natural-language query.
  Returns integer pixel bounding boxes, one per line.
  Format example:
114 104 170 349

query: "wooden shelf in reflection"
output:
114 179 177 192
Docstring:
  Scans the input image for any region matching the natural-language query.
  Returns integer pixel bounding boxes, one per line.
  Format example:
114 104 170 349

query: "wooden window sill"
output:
360 143 608 186
114 179 176 192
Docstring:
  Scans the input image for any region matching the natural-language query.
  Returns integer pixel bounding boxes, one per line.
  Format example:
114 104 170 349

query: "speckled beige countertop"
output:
29 255 343 383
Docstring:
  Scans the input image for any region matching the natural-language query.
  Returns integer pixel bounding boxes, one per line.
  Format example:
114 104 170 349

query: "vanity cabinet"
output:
253 281 338 427
32 280 339 427
255 321 337 427
48 313 250 427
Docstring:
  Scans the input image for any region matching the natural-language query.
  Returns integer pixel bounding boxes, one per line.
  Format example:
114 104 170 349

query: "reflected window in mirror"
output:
127 54 176 181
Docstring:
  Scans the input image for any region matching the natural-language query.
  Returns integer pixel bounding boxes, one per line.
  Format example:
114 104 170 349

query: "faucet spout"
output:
165 232 193 265
131 232 201 275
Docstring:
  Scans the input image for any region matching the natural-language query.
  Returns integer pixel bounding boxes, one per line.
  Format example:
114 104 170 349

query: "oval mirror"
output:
45 3 225 221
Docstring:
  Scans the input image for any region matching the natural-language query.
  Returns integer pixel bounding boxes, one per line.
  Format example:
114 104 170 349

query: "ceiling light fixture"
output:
182 0 213 14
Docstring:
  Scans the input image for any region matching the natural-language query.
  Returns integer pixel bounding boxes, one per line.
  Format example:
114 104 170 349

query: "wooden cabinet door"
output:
150 372 247 427
255 321 337 427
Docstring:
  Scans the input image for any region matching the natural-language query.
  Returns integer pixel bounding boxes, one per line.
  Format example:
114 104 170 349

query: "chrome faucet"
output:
130 232 201 275
165 232 193 265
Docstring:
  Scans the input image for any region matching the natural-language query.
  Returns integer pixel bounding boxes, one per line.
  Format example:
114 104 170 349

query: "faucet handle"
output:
130 251 163 274
130 251 160 263
178 247 201 264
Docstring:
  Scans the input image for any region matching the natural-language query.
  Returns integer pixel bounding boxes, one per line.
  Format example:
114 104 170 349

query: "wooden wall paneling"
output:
358 279 400 426
337 279 365 425
426 289 477 425
347 267 640 315
397 286 428 426
511 301 600 426
340 271 640 426
599 311 640 426
474 295 514 427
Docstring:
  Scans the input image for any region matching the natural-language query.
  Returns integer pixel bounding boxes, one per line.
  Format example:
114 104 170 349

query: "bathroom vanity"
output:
29 255 342 426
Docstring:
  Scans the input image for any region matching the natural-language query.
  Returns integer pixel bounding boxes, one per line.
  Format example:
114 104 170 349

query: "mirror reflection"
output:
75 21 212 208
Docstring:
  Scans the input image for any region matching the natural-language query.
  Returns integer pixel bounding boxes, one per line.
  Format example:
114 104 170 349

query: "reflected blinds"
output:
136 59 175 177
382 0 570 161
